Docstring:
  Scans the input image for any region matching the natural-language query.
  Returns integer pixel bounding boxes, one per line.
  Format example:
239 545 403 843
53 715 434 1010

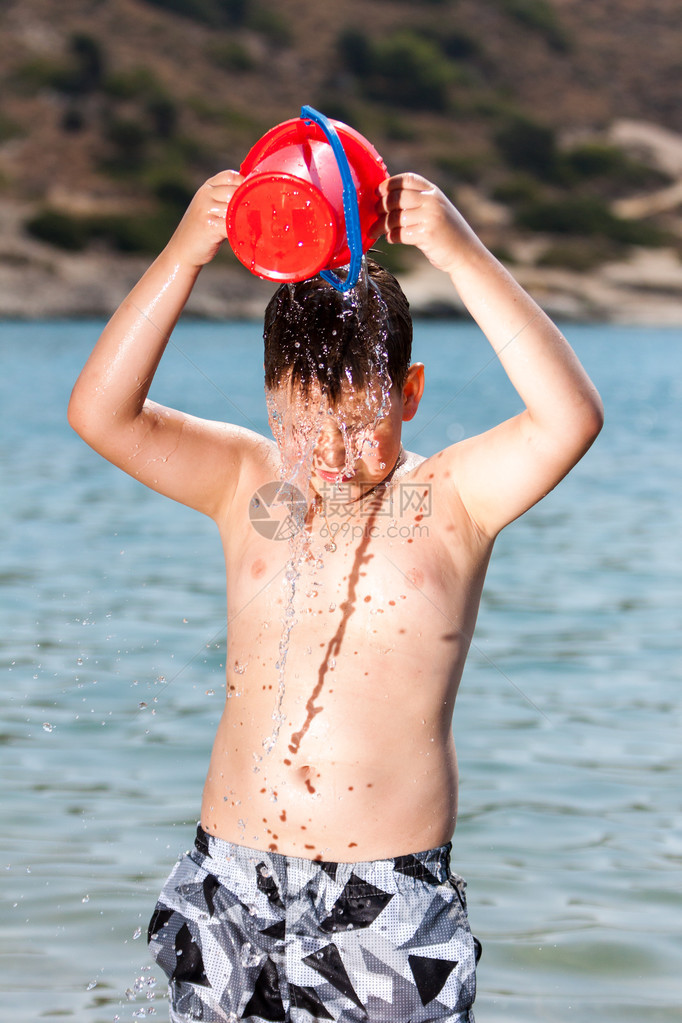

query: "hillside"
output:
0 0 681 321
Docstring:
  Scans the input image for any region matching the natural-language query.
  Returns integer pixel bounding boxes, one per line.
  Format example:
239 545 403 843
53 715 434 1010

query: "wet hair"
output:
263 257 412 403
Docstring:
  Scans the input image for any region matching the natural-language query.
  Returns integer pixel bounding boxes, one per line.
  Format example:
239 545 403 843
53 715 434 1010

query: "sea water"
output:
1 320 681 1021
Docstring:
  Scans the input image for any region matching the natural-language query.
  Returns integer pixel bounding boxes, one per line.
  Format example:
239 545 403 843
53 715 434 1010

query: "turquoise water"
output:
1 320 681 1021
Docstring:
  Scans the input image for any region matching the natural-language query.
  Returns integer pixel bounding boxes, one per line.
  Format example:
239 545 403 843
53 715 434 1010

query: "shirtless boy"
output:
68 169 603 1023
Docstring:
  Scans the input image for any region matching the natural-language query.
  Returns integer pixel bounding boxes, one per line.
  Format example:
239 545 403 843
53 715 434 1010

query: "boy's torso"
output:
201 444 493 862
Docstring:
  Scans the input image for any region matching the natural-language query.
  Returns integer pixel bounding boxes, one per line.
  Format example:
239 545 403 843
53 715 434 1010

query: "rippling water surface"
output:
1 320 681 1021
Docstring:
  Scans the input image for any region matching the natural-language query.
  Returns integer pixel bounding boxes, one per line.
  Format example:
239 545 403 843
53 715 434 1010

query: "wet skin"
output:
200 380 493 861
69 169 603 864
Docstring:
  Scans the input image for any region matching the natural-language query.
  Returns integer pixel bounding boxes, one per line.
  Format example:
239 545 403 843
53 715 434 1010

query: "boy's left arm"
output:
377 174 604 538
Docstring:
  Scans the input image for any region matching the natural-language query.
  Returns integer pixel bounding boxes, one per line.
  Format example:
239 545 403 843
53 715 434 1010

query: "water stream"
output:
260 259 394 756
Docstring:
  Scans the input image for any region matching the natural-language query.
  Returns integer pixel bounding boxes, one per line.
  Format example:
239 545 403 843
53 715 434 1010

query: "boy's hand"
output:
375 173 482 275
165 169 244 270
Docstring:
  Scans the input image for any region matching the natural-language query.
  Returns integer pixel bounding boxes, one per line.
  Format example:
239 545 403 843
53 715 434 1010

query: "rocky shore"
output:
1 213 679 326
2 115 681 326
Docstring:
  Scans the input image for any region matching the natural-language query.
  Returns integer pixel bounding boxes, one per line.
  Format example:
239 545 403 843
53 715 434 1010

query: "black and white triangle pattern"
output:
148 830 478 1022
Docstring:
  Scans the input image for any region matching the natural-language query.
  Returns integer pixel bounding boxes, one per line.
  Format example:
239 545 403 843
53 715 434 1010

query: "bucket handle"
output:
300 105 363 293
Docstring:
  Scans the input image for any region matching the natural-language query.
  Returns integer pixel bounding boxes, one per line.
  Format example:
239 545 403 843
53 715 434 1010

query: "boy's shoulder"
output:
398 443 489 540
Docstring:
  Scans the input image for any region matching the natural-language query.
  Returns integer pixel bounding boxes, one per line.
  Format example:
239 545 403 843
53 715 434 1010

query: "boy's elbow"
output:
67 390 86 436
67 388 99 443
585 391 605 441
574 390 604 454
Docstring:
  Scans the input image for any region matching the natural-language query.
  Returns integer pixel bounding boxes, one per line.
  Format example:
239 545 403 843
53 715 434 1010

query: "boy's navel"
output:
297 763 318 794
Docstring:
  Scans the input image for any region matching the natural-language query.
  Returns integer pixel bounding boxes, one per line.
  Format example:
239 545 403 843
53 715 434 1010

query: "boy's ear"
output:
401 363 425 422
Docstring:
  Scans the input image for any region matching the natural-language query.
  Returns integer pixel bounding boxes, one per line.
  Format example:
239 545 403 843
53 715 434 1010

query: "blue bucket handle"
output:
300 105 363 292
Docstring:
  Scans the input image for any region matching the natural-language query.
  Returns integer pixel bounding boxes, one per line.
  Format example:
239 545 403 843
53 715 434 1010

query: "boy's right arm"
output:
67 170 268 521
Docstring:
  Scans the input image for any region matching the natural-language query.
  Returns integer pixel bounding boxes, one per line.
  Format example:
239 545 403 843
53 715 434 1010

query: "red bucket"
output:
226 112 388 284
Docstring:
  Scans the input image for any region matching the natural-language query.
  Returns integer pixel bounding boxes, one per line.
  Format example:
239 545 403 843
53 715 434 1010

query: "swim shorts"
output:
148 825 480 1022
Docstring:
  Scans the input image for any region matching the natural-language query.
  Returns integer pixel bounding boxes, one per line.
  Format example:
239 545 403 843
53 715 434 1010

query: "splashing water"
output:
261 259 394 754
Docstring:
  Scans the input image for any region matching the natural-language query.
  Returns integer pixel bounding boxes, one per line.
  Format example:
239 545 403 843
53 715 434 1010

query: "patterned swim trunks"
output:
148 825 480 1022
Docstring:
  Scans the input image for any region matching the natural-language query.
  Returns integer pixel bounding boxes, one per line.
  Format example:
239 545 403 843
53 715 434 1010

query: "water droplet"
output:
86 980 97 991
42 722 53 733
133 926 142 940
82 894 90 903
240 941 262 968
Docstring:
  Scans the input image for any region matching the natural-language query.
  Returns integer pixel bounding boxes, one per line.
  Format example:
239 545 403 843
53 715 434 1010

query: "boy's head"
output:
263 258 412 403
263 258 422 496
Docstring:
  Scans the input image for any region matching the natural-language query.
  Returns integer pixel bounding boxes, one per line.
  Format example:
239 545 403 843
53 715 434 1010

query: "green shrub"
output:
11 58 73 95
498 0 572 52
441 30 481 61
102 67 165 101
383 115 417 142
90 210 180 253
26 210 90 250
146 96 179 139
436 153 485 184
139 0 248 28
246 6 291 46
206 39 257 72
152 176 195 212
562 142 671 190
0 112 22 143
495 115 563 181
338 30 456 111
536 238 620 272
337 29 373 77
63 34 105 94
25 206 182 255
492 174 543 205
489 244 516 264
416 27 481 62
18 34 107 97
516 196 669 246
101 118 149 174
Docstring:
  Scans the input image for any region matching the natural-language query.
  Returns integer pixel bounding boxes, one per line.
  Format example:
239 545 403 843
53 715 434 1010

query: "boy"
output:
68 169 603 1023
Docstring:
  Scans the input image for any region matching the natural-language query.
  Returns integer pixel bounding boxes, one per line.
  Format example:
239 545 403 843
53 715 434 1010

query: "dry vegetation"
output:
0 0 680 319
